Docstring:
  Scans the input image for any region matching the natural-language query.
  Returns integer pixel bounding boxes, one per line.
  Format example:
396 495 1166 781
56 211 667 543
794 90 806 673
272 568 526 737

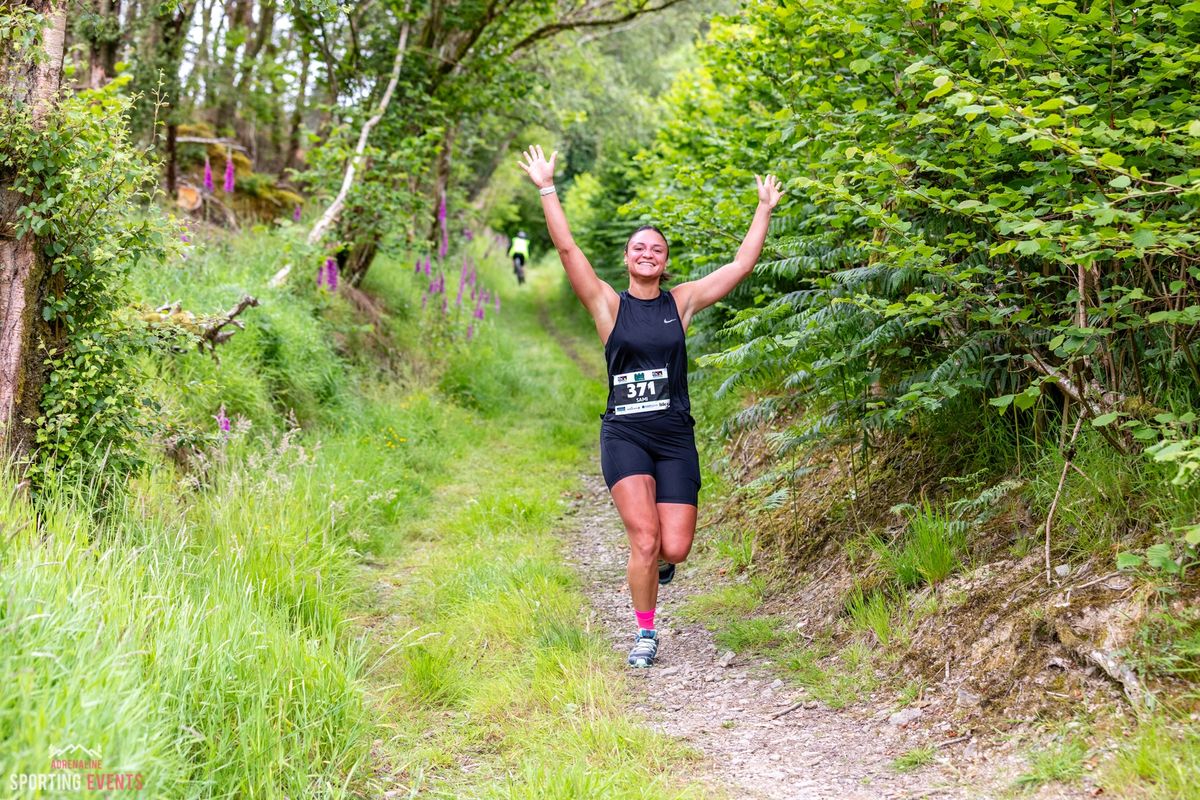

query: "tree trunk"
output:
0 2 67 458
85 0 122 89
165 119 178 194
282 42 310 175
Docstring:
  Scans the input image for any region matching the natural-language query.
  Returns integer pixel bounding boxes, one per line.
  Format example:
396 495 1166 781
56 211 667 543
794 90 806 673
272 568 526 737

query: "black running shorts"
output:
600 413 701 505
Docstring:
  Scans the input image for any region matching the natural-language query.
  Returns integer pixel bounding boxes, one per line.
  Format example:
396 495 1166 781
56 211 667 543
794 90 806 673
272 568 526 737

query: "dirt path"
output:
563 473 1096 800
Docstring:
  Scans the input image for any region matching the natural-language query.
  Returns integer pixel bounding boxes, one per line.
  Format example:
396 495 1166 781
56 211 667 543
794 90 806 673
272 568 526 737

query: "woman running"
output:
518 145 783 667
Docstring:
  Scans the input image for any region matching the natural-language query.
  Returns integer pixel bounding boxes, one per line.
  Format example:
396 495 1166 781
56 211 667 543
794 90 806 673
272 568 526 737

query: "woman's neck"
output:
627 275 662 300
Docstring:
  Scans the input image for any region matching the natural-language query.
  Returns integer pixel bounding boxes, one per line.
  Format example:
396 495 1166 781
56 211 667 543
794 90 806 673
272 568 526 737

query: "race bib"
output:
613 367 670 415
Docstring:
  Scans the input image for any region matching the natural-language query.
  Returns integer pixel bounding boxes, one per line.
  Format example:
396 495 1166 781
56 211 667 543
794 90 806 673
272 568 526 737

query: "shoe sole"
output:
658 562 675 585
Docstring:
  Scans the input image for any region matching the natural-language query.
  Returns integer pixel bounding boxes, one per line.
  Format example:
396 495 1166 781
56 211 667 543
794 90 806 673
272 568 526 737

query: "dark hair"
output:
624 224 670 257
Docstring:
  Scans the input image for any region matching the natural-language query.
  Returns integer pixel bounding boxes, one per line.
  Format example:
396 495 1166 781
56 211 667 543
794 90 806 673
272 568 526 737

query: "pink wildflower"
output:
203 157 214 192
293 205 302 222
214 404 231 434
223 155 235 193
325 258 339 291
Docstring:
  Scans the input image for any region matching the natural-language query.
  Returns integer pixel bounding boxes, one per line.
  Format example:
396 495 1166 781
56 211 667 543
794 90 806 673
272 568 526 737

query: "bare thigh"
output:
610 474 659 559
658 503 697 564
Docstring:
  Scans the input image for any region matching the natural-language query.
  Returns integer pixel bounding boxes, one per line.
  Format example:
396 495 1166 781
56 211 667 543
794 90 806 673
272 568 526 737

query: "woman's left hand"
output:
755 174 784 210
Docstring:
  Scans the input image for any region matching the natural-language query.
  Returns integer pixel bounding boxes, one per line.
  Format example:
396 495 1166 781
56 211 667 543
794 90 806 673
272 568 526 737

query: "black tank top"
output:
603 290 691 421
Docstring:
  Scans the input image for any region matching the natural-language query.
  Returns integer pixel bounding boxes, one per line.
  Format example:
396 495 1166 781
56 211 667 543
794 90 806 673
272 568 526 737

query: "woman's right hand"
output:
517 145 557 189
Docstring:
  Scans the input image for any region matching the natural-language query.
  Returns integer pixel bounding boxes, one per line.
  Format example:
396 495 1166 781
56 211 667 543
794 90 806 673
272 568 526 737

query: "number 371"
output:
626 381 657 399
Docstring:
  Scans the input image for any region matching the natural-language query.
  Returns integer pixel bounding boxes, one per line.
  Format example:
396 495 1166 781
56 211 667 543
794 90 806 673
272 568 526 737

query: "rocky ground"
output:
564 474 1098 800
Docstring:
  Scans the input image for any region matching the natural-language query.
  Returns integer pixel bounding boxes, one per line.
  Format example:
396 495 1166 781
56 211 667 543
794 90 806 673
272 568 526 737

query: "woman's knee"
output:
659 540 693 565
626 524 660 563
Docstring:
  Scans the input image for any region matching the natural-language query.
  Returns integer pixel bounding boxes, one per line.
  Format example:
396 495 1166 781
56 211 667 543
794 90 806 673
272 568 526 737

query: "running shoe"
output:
628 628 659 668
658 559 676 585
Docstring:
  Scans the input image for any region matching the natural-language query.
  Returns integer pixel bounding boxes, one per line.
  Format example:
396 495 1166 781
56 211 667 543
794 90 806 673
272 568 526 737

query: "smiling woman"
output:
518 144 783 668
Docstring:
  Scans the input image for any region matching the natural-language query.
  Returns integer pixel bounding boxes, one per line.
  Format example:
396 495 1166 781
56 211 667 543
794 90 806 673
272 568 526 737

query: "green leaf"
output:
849 59 871 74
1116 552 1144 571
1188 120 1200 137
1130 228 1156 249
989 394 1015 412
1097 152 1124 168
1091 412 1120 427
1145 543 1178 574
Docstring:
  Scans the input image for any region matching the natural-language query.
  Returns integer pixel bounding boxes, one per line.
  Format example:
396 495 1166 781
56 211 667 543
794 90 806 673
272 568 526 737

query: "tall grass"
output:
870 503 967 588
0 225 497 796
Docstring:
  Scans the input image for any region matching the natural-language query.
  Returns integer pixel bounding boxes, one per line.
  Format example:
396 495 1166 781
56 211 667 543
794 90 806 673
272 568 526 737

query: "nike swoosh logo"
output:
664 318 677 324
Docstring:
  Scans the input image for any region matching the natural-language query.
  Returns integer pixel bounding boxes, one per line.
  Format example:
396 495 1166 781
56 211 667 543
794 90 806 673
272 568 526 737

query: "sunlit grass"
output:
891 746 936 772
1103 718 1200 799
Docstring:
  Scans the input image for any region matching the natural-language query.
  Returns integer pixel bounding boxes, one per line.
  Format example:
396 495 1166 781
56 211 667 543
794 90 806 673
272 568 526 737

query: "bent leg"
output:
657 503 697 565
609 474 660 613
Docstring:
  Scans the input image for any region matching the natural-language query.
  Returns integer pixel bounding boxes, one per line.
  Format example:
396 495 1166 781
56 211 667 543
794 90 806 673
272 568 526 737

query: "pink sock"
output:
635 608 655 632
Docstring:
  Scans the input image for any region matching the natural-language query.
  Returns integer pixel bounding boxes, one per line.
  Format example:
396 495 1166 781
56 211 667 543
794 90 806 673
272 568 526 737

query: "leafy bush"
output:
582 0 1200 493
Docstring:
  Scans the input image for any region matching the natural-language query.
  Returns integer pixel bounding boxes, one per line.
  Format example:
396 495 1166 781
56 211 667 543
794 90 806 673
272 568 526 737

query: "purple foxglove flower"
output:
466 323 474 341
415 259 421 274
464 229 473 241
441 297 448 314
424 256 431 276
223 155 235 193
494 294 500 312
325 258 339 291
214 404 231 433
474 305 484 320
421 295 428 309
180 229 190 244
293 205 302 222
455 286 462 306
203 157 214 192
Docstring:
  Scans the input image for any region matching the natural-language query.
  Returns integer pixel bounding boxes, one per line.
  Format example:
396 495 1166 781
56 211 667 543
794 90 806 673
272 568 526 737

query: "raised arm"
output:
673 175 784 328
518 146 618 336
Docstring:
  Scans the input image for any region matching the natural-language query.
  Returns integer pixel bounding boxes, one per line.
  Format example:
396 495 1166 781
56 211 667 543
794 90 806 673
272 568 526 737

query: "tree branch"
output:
506 0 688 56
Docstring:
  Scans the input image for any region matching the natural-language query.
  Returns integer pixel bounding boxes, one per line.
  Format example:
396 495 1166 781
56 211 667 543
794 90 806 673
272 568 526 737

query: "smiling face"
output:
624 227 670 283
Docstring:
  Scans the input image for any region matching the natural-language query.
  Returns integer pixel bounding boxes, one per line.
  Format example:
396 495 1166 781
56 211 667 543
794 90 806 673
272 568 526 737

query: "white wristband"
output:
539 185 556 196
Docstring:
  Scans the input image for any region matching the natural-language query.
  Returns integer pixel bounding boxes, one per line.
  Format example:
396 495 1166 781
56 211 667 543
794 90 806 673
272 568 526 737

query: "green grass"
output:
870 503 967 589
714 616 792 652
1104 718 1200 799
712 528 756 573
891 745 936 772
1014 737 1086 790
845 585 896 645
781 640 880 709
679 578 764 624
1126 608 1200 691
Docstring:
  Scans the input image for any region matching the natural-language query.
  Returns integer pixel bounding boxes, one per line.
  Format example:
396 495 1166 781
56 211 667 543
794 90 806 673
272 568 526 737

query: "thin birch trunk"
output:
269 8 410 287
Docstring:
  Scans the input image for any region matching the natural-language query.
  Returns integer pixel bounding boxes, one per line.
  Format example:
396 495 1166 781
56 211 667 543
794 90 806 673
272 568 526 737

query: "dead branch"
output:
199 295 259 355
1045 413 1084 585
176 136 249 152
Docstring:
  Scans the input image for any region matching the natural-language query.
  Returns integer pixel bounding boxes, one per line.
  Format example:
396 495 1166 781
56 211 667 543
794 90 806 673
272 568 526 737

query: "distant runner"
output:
518 145 783 668
508 230 530 284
